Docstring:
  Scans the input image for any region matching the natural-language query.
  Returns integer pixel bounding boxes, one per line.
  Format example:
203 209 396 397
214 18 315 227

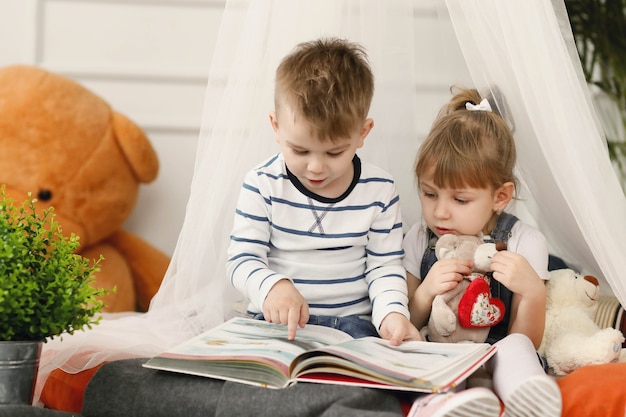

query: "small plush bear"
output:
425 234 506 343
538 268 625 375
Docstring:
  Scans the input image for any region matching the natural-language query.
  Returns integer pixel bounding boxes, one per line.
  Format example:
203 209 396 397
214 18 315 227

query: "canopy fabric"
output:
445 0 626 303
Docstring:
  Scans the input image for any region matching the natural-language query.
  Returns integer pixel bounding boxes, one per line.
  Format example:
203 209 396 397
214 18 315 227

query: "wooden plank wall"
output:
0 0 470 255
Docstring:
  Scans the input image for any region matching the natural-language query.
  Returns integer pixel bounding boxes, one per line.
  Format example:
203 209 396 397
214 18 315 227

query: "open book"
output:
143 317 496 393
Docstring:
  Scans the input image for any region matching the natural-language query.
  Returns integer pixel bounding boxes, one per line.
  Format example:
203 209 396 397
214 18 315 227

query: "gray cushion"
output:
81 358 405 417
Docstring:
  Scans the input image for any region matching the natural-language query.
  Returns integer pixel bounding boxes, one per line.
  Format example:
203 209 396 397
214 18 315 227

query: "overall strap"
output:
483 212 518 344
483 212 519 244
419 228 439 279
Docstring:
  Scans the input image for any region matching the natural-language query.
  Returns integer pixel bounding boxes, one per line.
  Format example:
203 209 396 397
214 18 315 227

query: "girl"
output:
404 87 561 417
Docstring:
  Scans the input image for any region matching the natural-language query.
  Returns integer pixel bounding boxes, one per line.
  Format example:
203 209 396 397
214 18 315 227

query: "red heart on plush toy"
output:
458 277 505 328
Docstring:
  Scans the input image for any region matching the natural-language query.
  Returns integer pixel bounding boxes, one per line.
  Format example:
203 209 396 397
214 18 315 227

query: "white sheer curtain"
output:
35 0 422 402
35 0 626 403
149 0 422 332
444 0 626 304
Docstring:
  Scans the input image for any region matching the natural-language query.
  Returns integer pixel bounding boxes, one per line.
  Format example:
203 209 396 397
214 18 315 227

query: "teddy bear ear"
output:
111 112 159 183
495 241 507 251
435 234 459 259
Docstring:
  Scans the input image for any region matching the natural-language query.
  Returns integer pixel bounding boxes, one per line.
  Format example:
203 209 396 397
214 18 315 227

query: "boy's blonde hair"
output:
416 86 518 192
274 37 374 142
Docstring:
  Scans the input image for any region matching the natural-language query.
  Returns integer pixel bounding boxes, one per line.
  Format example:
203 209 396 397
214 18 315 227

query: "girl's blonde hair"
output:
416 86 517 192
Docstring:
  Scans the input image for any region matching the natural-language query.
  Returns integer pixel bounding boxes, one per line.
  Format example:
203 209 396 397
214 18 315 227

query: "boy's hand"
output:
263 279 309 340
379 312 422 346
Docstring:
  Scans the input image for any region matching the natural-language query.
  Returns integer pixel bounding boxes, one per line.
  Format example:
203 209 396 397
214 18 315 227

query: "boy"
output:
227 37 419 345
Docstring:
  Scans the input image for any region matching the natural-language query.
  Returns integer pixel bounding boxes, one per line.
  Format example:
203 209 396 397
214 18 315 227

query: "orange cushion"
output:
558 362 626 417
40 365 104 413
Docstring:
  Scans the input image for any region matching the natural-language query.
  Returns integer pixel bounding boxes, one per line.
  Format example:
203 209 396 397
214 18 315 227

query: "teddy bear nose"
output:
583 275 599 287
37 189 53 201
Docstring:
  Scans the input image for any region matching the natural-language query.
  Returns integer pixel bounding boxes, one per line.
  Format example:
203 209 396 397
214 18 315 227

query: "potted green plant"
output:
0 185 105 405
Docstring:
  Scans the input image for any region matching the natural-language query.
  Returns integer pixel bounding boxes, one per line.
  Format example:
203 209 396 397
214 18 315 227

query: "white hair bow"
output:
465 98 492 112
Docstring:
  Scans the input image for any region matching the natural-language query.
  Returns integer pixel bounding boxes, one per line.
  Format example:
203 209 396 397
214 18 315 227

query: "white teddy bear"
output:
538 268 625 375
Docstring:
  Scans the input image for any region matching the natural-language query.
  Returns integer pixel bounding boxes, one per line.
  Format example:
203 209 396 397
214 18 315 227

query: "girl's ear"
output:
494 182 515 211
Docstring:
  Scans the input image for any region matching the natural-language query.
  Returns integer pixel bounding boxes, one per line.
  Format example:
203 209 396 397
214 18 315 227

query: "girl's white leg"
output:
486 333 561 417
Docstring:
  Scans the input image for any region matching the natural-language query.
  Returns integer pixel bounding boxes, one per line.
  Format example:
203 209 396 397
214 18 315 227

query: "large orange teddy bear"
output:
0 64 169 312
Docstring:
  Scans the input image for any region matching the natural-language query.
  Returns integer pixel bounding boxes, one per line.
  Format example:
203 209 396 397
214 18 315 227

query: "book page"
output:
144 317 353 387
291 337 496 391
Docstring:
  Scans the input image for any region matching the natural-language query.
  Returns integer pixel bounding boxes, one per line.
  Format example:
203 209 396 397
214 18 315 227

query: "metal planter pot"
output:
0 340 43 405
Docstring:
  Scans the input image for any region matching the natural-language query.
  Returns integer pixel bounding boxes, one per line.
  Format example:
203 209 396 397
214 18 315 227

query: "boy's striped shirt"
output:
227 153 409 330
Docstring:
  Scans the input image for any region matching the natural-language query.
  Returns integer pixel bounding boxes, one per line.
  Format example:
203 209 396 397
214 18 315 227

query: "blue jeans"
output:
253 314 379 339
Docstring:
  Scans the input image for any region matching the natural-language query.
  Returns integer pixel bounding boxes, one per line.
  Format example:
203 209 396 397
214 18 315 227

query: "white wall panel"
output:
125 131 199 255
0 0 38 65
414 8 472 91
0 0 475 256
38 0 220 78
80 78 207 131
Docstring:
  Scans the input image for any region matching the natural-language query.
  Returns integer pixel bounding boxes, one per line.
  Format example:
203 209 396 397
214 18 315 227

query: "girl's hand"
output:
489 251 545 297
489 250 547 348
407 258 472 330
419 258 473 301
